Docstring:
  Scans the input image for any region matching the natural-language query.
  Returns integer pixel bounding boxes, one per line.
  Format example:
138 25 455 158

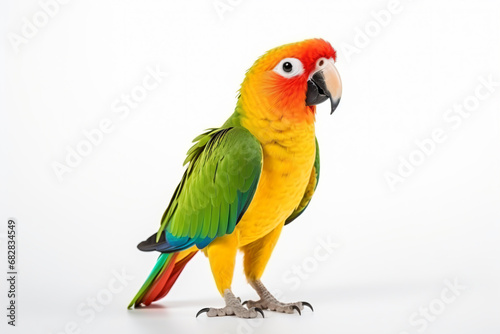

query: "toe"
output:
254 308 265 318
291 305 301 315
300 301 314 312
234 306 262 318
196 308 210 318
242 299 265 310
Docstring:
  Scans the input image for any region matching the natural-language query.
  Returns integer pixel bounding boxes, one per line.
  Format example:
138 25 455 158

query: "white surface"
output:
1 0 500 333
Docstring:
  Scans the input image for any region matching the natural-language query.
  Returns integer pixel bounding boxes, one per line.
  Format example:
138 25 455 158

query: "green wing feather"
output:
155 127 263 248
285 137 320 225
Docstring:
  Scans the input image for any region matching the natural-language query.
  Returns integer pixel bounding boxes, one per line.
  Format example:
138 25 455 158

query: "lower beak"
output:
305 60 342 114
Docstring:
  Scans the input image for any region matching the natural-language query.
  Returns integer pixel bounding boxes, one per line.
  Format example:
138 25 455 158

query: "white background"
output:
1 0 500 333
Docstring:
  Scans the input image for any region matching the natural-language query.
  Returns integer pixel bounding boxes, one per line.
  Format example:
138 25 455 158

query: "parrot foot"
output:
244 280 313 315
196 289 264 318
242 299 311 315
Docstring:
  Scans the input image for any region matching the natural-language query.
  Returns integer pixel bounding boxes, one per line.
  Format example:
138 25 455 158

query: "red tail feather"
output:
141 253 178 306
155 251 197 302
140 251 198 306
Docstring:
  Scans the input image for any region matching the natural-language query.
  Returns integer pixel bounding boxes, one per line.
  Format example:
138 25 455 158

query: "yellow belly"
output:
235 121 316 246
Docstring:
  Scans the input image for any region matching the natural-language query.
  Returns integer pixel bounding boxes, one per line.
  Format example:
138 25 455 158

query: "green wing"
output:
138 127 263 252
284 137 320 226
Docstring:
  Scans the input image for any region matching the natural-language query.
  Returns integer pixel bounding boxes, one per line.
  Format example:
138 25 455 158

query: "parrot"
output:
128 38 342 318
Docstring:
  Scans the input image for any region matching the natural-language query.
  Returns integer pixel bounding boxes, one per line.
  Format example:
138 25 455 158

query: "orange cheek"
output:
262 73 307 110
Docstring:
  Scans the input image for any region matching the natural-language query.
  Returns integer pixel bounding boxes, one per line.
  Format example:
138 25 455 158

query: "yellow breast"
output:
235 117 316 246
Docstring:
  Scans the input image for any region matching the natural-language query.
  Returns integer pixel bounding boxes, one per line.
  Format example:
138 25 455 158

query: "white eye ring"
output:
273 58 304 78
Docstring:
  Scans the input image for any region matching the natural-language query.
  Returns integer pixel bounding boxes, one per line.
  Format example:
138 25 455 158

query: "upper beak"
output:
305 60 342 114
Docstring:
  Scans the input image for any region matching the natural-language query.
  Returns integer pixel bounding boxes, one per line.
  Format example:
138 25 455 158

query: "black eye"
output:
282 62 293 73
273 58 304 77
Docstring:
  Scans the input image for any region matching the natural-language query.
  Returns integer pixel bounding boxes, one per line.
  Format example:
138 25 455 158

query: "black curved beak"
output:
305 61 342 114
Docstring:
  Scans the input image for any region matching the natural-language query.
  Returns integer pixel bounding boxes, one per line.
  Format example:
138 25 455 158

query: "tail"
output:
128 249 197 308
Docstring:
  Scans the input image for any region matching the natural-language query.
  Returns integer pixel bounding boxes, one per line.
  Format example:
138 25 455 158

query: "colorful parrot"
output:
128 38 342 318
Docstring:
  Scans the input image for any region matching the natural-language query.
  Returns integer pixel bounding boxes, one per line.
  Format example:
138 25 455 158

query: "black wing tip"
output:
137 231 166 252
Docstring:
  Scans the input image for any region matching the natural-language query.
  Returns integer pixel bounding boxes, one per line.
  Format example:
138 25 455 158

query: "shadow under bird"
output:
128 38 342 318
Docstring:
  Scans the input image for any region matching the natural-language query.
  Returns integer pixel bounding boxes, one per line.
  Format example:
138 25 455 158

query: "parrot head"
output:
238 38 342 122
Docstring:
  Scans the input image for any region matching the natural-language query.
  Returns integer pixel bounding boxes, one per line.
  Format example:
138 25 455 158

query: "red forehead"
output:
291 38 337 65
259 38 336 74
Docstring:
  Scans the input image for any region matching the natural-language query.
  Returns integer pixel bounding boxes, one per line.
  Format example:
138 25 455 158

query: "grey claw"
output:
242 300 248 306
254 307 265 318
301 301 314 312
196 307 210 318
291 305 301 315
